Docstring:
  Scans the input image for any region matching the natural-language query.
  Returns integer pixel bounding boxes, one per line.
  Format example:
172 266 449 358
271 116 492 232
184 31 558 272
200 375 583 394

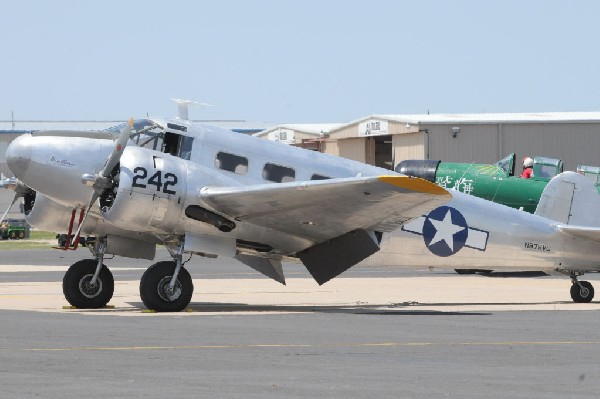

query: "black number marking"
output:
132 167 147 188
163 173 178 195
132 167 178 195
147 171 163 192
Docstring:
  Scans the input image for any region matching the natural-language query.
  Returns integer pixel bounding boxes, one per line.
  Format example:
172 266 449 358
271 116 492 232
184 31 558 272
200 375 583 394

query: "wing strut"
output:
53 209 85 251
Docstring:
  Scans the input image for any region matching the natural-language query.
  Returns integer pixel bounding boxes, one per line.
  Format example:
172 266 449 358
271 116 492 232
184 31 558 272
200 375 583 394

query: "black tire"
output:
17 231 24 239
140 261 193 312
58 235 67 247
9 231 16 239
570 281 594 303
63 259 114 308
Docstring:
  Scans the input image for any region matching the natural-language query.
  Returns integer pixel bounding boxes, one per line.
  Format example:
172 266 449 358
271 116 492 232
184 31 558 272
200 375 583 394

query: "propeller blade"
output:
72 117 133 242
0 193 19 224
100 118 134 178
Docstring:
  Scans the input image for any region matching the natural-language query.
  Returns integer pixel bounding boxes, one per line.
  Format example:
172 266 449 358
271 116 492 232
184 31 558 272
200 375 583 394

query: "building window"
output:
262 163 295 183
215 152 249 175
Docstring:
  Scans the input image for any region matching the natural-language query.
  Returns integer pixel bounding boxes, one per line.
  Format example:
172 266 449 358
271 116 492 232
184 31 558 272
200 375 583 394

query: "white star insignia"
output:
428 210 466 252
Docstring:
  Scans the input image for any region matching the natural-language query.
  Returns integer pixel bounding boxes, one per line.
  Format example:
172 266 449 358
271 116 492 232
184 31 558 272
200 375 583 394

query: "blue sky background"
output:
2 0 599 123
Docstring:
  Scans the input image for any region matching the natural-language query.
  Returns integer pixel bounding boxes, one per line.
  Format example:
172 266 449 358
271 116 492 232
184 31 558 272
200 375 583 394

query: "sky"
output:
2 0 600 123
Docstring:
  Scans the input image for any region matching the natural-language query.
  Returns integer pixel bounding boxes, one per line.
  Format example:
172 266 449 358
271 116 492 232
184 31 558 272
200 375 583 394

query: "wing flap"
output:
198 175 451 243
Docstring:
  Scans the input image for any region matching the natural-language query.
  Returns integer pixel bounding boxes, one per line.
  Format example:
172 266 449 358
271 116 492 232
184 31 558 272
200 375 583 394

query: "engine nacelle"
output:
25 192 97 234
100 147 188 233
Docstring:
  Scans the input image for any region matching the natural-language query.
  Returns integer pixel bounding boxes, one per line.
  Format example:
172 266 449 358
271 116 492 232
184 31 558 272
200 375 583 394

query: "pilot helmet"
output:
523 157 533 168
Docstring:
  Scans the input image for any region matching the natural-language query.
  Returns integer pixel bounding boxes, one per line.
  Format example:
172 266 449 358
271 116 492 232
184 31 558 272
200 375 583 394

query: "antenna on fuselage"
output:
171 98 214 120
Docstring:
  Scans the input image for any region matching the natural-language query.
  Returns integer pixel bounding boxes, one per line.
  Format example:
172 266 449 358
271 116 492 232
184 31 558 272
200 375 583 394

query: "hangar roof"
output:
341 111 600 127
254 123 343 137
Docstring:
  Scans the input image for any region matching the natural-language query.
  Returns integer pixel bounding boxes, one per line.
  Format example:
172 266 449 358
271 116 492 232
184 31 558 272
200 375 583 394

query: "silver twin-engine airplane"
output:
4 110 600 311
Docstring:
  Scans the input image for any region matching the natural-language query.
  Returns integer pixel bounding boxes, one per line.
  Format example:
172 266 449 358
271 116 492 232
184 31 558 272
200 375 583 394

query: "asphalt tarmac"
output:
1 248 600 398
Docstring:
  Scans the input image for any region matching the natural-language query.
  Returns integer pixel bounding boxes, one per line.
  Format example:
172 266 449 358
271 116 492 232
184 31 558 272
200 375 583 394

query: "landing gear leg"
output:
139 238 193 312
570 273 594 303
63 237 114 308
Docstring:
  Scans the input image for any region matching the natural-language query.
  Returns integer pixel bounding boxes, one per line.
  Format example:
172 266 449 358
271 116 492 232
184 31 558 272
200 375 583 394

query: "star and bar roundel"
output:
401 206 489 257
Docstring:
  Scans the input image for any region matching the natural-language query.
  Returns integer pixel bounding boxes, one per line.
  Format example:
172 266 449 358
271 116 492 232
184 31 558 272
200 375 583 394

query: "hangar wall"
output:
421 122 600 171
318 114 600 173
392 131 424 161
424 124 500 164
499 123 599 171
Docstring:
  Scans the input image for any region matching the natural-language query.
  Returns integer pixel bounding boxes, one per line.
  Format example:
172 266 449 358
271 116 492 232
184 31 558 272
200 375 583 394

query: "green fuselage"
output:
397 156 600 214
433 162 545 213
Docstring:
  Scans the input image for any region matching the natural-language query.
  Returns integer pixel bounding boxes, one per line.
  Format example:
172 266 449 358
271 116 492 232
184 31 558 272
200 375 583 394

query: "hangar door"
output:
365 135 393 170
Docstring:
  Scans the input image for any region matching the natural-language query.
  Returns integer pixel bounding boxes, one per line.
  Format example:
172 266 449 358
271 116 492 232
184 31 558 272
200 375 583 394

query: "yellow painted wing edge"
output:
378 175 449 195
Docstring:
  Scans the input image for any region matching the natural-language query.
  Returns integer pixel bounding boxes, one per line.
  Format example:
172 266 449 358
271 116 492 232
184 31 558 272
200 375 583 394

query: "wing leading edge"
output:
198 175 451 284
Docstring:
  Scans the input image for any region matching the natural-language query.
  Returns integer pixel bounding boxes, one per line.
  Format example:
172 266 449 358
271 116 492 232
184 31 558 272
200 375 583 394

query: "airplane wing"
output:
559 225 600 242
199 175 451 243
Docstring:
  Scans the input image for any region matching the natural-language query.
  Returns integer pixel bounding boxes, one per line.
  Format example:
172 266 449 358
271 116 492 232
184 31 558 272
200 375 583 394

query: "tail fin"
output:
535 171 600 226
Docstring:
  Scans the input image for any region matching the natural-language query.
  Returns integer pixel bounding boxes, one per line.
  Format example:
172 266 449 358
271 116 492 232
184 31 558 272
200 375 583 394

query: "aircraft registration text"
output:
524 242 551 252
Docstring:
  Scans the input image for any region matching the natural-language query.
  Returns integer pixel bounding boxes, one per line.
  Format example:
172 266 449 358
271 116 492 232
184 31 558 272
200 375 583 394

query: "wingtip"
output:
378 175 448 195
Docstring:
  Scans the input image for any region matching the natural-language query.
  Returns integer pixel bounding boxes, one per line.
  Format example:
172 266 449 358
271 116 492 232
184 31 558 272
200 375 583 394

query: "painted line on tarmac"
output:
15 340 600 352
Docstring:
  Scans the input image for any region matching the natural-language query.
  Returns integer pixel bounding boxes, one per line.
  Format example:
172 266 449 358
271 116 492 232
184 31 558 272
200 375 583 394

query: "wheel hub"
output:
157 276 182 302
78 274 102 298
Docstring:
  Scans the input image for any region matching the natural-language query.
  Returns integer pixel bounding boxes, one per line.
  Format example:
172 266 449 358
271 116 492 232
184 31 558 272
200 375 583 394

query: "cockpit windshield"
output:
494 153 515 177
102 119 158 133
103 119 193 160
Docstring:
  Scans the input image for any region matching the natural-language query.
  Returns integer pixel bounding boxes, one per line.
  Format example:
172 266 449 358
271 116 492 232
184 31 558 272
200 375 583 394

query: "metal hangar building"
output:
259 112 600 172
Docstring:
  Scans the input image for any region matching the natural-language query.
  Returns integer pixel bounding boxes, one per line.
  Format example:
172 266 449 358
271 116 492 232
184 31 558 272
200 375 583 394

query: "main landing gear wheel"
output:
140 261 194 312
570 281 594 303
63 259 114 308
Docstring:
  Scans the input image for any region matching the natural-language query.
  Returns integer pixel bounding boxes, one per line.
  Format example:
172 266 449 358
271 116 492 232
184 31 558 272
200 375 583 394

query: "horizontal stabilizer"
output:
559 225 600 243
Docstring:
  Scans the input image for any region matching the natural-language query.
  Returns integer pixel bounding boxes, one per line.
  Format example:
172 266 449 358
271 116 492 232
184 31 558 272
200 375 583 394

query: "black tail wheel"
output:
140 261 193 312
570 281 594 303
63 259 114 308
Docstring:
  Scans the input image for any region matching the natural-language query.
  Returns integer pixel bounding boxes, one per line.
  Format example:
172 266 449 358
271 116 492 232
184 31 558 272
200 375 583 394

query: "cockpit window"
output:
163 132 193 160
179 136 193 160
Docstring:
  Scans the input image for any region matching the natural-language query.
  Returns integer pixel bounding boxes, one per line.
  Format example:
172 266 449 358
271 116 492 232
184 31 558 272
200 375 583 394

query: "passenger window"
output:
263 163 295 183
215 152 249 175
311 174 331 180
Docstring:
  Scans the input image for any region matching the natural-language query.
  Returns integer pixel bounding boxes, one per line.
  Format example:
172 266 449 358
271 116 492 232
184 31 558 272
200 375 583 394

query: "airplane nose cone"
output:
5 134 32 178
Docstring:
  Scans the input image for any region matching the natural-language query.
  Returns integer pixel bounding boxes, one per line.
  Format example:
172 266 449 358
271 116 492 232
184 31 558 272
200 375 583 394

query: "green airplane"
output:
397 154 600 274
397 153 600 214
